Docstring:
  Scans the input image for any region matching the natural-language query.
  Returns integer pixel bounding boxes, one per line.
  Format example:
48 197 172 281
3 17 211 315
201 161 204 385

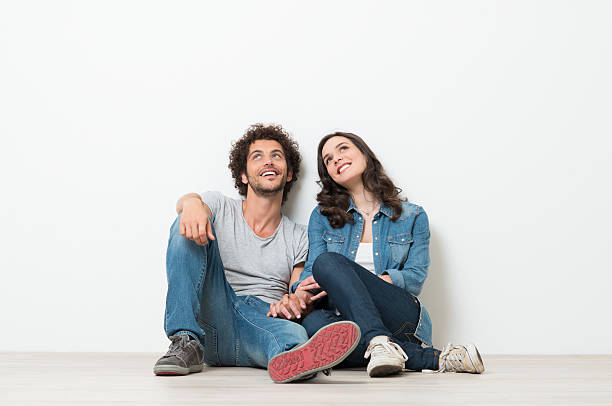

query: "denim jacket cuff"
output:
290 280 300 294
383 269 406 290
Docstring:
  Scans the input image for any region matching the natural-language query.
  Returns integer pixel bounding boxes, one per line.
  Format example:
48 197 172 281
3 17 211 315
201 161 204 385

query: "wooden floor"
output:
1 353 611 405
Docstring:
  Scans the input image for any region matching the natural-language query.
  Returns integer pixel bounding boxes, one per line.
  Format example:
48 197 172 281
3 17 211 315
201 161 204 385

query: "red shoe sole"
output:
268 321 360 383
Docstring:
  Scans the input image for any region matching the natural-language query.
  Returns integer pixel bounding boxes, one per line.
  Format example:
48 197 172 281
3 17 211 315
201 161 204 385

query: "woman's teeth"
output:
338 163 350 174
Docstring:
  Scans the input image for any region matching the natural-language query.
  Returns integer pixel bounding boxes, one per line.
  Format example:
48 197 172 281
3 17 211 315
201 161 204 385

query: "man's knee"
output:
166 216 213 281
168 216 185 242
168 215 210 254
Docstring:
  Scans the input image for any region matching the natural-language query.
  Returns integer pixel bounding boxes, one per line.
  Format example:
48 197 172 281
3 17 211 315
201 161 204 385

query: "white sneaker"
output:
364 336 408 377
437 343 485 374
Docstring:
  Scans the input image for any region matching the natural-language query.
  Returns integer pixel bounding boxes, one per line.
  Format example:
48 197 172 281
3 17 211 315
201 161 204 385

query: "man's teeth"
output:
262 171 276 176
338 164 350 174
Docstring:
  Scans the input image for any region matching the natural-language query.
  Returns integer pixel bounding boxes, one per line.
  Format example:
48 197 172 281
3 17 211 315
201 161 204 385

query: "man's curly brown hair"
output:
228 123 301 204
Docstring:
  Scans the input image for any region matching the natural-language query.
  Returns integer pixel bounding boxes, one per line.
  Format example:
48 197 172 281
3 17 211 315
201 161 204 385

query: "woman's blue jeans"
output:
163 216 308 368
302 252 440 371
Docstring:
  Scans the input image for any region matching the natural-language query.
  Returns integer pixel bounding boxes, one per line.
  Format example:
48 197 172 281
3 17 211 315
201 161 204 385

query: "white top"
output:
355 242 376 274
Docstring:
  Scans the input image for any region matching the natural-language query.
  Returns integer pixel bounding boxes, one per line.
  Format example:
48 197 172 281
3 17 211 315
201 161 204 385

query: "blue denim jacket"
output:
291 199 433 346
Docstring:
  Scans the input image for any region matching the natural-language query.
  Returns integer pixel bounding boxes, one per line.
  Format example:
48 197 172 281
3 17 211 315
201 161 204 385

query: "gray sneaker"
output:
154 335 204 376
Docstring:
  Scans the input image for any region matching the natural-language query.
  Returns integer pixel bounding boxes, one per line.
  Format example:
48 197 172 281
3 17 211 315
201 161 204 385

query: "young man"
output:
154 124 360 383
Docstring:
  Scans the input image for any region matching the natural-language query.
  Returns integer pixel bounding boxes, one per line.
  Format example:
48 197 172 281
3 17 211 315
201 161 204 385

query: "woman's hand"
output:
297 276 328 301
378 274 393 284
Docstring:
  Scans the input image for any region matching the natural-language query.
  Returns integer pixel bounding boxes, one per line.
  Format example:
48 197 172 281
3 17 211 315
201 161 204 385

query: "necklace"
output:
355 202 379 218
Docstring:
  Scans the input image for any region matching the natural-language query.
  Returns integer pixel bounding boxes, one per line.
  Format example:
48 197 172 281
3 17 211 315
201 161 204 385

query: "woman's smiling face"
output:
321 136 367 189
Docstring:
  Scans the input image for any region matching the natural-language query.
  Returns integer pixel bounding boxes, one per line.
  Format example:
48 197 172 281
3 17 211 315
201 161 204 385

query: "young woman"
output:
280 132 484 377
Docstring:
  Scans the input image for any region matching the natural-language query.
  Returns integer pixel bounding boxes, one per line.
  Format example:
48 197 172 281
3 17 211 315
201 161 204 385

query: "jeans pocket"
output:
199 320 220 366
391 319 421 345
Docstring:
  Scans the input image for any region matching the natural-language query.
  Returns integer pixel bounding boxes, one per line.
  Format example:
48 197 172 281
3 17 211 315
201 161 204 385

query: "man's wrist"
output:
184 196 203 206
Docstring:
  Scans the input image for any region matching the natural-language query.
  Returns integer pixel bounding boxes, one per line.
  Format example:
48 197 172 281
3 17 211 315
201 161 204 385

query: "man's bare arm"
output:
176 193 215 246
288 262 305 290
176 193 211 215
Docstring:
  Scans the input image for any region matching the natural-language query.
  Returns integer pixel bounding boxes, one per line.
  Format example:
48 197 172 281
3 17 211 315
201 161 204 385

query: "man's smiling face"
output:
242 139 293 198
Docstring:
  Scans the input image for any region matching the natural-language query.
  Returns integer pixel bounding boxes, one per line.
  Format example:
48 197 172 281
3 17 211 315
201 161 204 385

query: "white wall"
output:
1 0 611 354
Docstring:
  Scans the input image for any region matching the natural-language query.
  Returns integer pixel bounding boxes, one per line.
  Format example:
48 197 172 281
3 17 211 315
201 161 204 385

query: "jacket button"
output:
351 251 355 254
375 252 379 256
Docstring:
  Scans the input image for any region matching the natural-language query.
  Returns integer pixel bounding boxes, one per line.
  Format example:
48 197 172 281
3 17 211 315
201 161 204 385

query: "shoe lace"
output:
364 339 408 362
299 368 331 381
437 343 464 373
165 335 193 362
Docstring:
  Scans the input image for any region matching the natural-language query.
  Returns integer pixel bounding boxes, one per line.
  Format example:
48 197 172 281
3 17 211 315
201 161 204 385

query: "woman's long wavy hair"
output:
316 132 405 228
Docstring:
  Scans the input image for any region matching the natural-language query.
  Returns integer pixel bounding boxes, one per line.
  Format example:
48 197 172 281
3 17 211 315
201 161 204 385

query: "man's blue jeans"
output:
163 217 308 367
301 252 440 371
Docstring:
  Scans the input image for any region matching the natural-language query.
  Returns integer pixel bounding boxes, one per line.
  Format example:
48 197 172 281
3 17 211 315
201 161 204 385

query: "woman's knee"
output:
313 252 353 283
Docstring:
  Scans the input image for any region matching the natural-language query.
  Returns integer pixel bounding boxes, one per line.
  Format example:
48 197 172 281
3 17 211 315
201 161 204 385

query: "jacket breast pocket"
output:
387 233 413 265
322 232 344 254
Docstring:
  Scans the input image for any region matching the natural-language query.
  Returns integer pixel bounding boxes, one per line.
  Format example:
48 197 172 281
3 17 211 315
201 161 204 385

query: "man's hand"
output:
378 274 393 284
296 276 328 301
267 294 304 320
180 197 215 246
267 291 314 320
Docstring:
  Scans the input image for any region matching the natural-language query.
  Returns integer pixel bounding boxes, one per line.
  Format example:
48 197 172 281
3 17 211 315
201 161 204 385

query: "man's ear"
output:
287 168 293 182
241 172 248 185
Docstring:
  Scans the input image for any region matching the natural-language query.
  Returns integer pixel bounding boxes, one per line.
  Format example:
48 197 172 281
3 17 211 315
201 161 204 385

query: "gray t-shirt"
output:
200 191 308 303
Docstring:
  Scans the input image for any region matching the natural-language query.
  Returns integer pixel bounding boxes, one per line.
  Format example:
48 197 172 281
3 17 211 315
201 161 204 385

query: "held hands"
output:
267 290 314 320
266 275 327 319
267 275 328 320
180 198 215 246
